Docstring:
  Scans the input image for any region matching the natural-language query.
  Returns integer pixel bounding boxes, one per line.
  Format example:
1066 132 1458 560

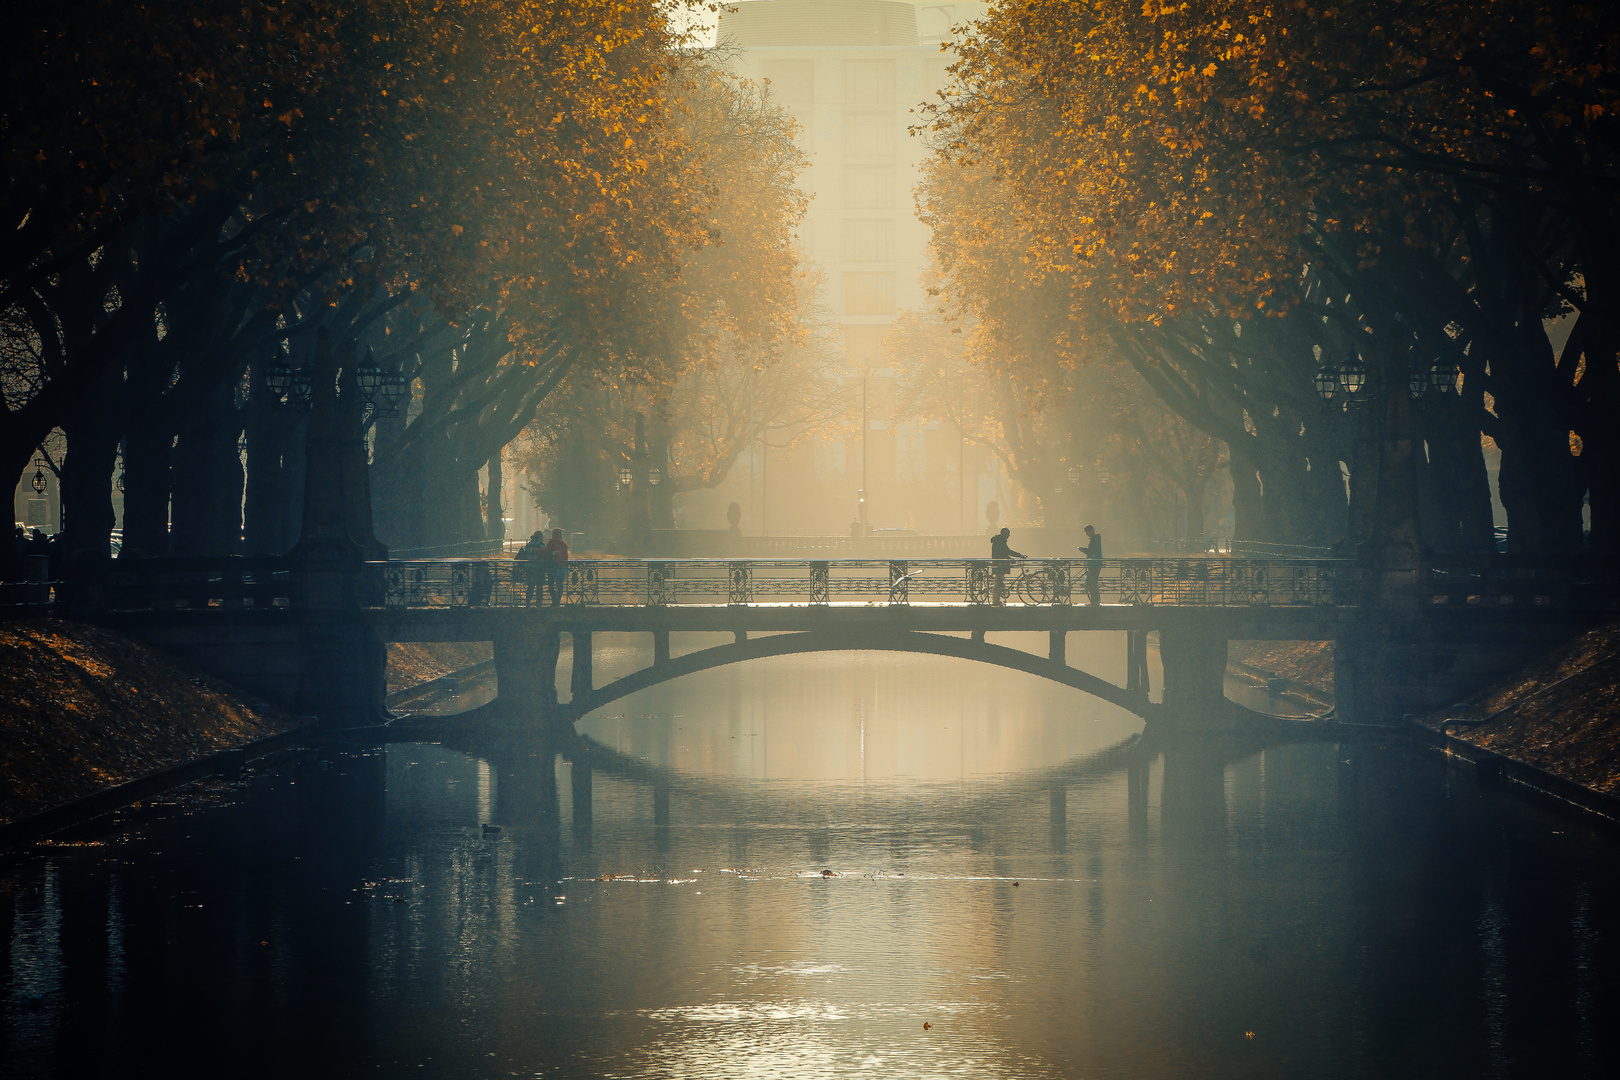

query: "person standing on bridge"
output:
541 528 569 607
1081 524 1103 605
516 530 546 605
990 527 1024 606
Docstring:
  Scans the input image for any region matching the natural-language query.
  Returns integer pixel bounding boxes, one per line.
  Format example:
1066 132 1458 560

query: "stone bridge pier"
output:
491 628 563 724
1158 630 1229 726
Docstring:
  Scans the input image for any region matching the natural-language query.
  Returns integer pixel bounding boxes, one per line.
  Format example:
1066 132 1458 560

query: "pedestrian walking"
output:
1081 524 1103 606
990 527 1024 606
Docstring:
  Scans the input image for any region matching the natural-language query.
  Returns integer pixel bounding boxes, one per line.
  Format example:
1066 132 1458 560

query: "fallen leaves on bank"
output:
1228 640 1334 696
1417 620 1620 797
386 642 492 695
0 618 298 825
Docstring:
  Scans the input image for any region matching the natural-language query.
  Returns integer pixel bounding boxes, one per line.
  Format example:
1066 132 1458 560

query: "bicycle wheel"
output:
1018 569 1056 605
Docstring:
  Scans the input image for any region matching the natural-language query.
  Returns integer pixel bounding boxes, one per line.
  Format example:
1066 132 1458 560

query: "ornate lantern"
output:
291 368 314 411
354 355 383 401
1408 362 1430 399
380 371 408 418
1338 356 1367 397
619 465 634 488
648 468 663 487
265 358 294 399
1067 464 1082 485
1429 361 1461 395
1314 363 1339 402
31 466 48 495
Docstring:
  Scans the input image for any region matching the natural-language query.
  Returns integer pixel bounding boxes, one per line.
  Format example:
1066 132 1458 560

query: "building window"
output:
843 220 893 262
843 112 894 157
843 60 895 104
761 59 815 105
844 272 897 315
844 166 892 209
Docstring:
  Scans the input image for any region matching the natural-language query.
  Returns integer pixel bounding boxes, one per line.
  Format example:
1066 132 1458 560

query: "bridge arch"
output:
558 630 1159 723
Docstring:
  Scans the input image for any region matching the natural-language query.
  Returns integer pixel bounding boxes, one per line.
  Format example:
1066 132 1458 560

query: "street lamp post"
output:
860 369 869 534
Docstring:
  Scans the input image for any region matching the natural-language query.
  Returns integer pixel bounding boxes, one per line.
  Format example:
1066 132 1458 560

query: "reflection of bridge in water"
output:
410 720 1396 860
98 554 1612 727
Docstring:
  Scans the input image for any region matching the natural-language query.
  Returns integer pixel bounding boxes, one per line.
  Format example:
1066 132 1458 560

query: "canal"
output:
4 637 1619 1078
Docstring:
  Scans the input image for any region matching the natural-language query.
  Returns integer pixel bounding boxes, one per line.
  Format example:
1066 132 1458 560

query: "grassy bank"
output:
1417 621 1620 800
0 619 299 826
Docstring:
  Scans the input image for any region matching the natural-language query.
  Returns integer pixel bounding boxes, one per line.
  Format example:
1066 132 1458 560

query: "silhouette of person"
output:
541 529 569 607
990 527 1024 606
516 530 545 605
1081 524 1103 606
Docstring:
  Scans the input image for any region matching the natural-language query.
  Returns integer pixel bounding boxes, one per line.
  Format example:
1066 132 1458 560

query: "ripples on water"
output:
3 639 1619 1079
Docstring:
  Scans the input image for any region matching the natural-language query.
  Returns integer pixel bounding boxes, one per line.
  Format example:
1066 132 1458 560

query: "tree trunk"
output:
59 370 124 563
485 448 504 541
1415 398 1495 554
1230 451 1264 542
244 365 305 556
120 415 173 558
170 379 244 557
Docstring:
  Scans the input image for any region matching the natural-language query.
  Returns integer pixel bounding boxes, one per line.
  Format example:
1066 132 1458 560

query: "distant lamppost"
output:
1097 463 1110 486
1067 464 1082 486
648 467 662 487
31 464 48 495
618 464 634 489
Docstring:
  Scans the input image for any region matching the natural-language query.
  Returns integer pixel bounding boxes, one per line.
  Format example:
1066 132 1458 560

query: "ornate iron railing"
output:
365 557 1352 610
102 556 299 611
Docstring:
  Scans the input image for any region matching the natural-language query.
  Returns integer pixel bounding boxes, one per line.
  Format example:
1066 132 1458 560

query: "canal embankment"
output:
0 618 305 842
386 642 494 711
1413 620 1620 825
1227 639 1335 708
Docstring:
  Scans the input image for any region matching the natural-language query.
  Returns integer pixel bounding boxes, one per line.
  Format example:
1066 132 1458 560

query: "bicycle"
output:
1013 561 1065 605
966 559 1066 605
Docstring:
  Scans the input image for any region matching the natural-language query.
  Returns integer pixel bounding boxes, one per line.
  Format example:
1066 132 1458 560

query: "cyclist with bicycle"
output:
990 527 1025 606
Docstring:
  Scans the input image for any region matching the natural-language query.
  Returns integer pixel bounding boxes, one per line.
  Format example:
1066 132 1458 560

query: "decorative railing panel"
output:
104 557 298 611
357 557 1352 610
1422 558 1620 610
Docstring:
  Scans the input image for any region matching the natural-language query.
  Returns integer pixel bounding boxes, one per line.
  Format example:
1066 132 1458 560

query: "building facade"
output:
707 1 1000 535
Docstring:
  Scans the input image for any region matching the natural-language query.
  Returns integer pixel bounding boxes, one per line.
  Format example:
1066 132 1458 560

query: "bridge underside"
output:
467 625 1318 733
565 630 1157 721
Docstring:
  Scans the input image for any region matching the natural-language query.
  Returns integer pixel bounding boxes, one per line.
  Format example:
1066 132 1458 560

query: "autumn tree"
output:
921 0 1620 554
3 0 733 560
518 59 826 541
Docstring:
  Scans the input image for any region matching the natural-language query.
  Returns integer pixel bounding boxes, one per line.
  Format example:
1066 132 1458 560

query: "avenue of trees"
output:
918 0 1620 554
2 0 817 569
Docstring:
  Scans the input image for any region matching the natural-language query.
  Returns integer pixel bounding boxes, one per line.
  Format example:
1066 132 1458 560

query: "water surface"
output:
3 644 1617 1078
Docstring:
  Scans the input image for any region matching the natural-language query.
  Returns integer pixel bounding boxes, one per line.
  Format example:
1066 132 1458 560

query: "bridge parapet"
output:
1422 557 1620 611
102 556 301 611
365 556 1353 611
